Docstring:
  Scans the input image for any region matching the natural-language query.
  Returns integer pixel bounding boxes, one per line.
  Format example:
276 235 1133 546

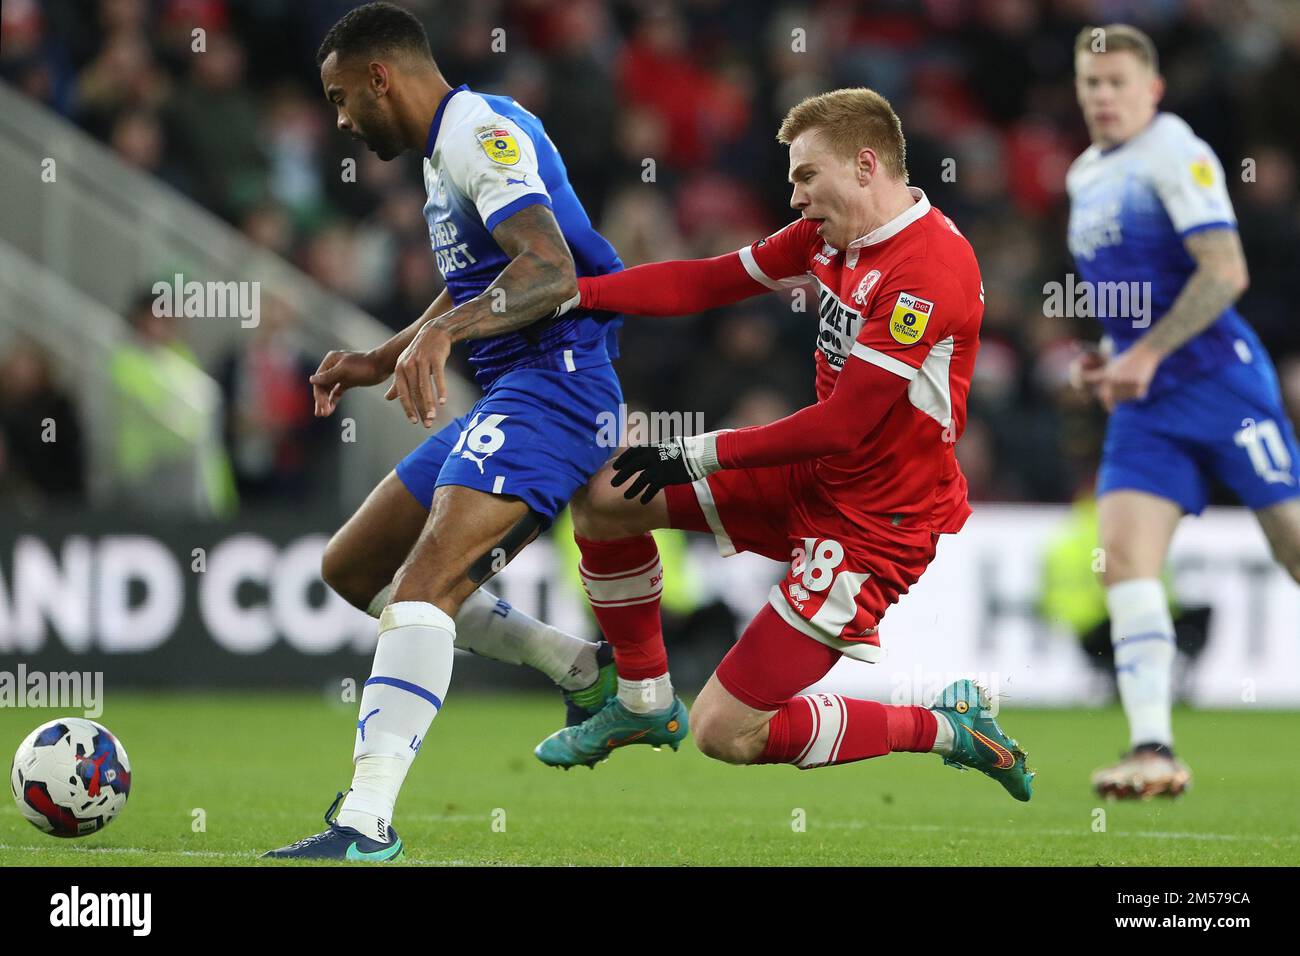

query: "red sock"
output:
575 534 667 679
760 695 937 767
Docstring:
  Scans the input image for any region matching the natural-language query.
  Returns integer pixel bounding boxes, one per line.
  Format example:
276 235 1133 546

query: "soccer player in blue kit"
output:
266 3 626 859
1067 24 1300 799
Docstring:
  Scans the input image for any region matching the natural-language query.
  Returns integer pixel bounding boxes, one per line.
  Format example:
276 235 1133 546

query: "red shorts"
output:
665 461 940 661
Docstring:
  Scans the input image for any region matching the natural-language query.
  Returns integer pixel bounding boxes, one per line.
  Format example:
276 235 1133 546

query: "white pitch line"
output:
816 822 1300 843
0 843 479 865
3 821 1294 864
0 843 250 860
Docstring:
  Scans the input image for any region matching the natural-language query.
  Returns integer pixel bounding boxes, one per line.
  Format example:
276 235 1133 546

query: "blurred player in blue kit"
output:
1066 24 1300 798
265 2 625 860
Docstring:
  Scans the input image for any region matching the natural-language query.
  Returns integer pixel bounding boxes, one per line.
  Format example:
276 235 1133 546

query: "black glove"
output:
610 443 691 504
610 433 724 504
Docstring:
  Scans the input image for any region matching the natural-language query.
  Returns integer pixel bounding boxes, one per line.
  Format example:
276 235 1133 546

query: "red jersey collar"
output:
846 187 930 250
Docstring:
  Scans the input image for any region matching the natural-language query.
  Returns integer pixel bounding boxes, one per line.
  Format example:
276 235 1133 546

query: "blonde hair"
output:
1074 23 1159 72
777 88 908 181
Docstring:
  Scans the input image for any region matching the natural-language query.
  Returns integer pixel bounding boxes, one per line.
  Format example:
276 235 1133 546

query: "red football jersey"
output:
738 188 984 540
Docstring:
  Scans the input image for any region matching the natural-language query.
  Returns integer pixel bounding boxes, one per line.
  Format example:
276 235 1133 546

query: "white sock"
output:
454 588 599 690
337 601 454 841
618 673 673 714
930 711 955 756
1107 578 1176 748
367 585 598 691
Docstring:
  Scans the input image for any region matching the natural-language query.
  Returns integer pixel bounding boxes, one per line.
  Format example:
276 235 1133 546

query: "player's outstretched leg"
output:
537 478 688 764
263 791 404 862
323 471 614 725
688 606 1036 802
371 582 616 726
932 679 1035 802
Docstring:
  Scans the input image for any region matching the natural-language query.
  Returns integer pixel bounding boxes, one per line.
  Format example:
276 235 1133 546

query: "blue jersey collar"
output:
1098 112 1161 157
425 84 469 158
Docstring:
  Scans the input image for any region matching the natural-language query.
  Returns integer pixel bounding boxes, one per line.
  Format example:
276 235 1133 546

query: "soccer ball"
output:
10 718 132 838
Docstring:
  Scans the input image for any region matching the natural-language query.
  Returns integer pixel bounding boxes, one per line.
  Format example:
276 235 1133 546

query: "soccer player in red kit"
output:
535 89 1034 800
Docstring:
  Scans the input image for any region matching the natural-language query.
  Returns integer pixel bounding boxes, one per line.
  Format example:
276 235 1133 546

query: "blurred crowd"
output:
4 0 1300 511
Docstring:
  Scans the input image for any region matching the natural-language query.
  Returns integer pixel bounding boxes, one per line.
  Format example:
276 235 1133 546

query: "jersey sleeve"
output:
736 218 819 290
850 257 970 381
1147 122 1237 236
441 116 553 233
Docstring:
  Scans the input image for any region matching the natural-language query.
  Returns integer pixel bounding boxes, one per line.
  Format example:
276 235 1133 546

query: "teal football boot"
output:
932 679 1035 802
536 696 689 769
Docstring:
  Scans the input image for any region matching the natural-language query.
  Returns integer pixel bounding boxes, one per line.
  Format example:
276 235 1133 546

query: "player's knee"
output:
389 561 463 617
320 535 371 611
571 479 626 541
1098 539 1151 586
691 710 759 765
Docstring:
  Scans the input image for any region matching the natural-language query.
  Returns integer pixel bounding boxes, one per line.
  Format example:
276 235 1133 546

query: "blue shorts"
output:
395 362 622 520
1098 353 1300 514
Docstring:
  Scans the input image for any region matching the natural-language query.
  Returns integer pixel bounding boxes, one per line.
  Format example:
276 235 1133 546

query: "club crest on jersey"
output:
889 292 932 346
476 126 520 166
1190 156 1215 188
853 270 882 305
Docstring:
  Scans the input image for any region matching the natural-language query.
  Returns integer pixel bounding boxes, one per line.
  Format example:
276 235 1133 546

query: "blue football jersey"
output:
1066 112 1261 397
422 85 623 386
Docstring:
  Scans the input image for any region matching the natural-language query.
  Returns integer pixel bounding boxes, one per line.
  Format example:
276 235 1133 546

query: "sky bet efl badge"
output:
1190 155 1215 188
477 126 521 166
889 292 932 345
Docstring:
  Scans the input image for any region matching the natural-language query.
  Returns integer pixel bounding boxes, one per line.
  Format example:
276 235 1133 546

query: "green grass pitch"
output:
1 693 1296 866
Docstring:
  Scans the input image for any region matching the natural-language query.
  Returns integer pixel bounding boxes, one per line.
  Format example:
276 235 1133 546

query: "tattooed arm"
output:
1142 227 1250 355
1088 227 1250 409
430 204 579 342
387 204 579 426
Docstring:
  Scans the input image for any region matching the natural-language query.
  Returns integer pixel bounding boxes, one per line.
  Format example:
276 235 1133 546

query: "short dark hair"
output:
316 2 433 68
